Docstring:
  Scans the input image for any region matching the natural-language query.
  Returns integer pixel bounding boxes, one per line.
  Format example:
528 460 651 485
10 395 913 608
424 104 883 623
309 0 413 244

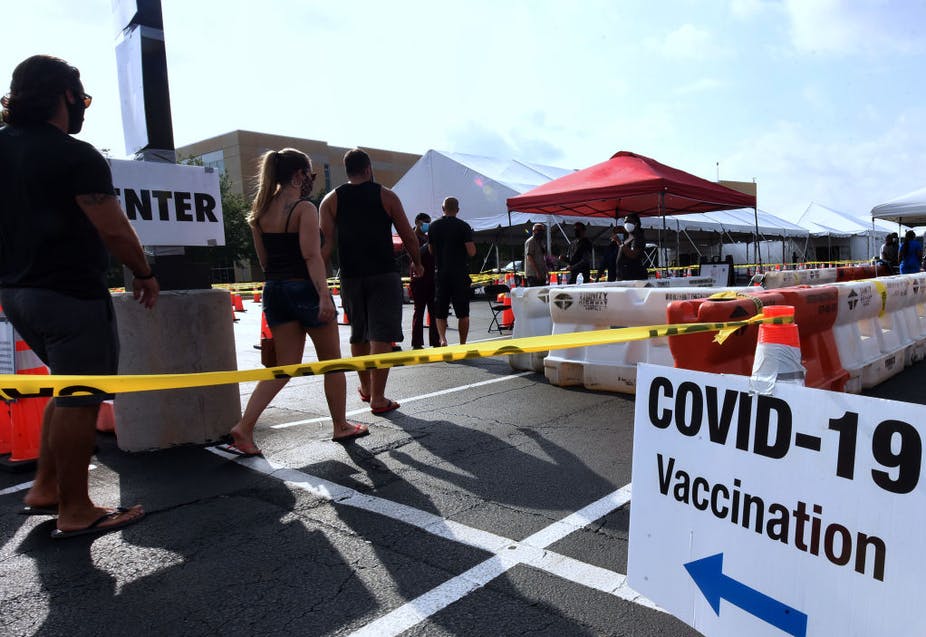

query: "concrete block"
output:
113 289 240 451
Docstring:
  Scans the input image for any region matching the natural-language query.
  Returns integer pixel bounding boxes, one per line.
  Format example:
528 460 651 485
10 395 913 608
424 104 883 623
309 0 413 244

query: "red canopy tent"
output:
506 150 760 266
506 151 755 217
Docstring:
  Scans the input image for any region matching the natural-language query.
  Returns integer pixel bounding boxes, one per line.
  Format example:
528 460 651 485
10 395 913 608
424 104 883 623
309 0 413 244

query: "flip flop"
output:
357 387 371 403
216 442 263 458
331 423 370 443
370 400 400 415
50 506 144 540
20 505 59 516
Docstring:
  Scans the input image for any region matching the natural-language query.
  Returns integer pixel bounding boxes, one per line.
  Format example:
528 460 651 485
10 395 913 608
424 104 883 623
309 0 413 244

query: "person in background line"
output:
0 55 158 538
898 229 922 274
560 221 592 284
524 223 549 287
616 213 648 281
320 148 422 416
428 196 476 346
227 149 367 452
410 212 440 349
879 232 899 272
596 226 621 282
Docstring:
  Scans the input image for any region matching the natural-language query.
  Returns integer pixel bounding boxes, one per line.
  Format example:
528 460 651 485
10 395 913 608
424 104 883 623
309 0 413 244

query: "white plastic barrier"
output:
908 273 926 351
508 281 650 373
543 286 737 393
759 267 838 289
508 277 716 373
874 276 919 368
831 280 903 392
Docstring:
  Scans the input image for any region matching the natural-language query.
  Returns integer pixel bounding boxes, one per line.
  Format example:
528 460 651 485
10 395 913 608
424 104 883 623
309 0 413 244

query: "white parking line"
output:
206 447 658 635
271 371 534 429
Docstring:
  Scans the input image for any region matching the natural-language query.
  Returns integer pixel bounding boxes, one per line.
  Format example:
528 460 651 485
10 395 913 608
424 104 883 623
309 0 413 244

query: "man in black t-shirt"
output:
0 55 158 539
428 197 476 346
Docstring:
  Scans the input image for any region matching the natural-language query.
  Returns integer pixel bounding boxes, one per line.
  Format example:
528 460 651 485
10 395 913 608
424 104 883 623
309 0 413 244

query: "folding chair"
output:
483 284 511 334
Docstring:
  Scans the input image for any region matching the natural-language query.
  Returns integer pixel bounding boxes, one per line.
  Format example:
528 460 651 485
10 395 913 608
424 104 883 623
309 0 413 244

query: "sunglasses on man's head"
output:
78 93 92 109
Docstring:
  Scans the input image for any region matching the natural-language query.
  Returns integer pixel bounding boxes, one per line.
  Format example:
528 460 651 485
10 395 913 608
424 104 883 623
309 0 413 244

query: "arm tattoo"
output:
76 193 115 205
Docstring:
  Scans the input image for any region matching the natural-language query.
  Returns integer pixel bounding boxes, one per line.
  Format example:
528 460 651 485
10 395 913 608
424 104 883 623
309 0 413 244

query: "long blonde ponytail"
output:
248 148 310 226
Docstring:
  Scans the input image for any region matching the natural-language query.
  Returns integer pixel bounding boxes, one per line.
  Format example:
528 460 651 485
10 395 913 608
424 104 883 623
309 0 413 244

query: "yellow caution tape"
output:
873 279 888 317
0 314 790 400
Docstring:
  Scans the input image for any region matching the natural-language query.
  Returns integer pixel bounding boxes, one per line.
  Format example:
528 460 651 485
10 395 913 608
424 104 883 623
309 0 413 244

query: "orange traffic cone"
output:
232 293 246 312
260 312 272 340
8 334 49 464
750 305 805 394
96 400 115 433
252 291 262 303
0 401 11 456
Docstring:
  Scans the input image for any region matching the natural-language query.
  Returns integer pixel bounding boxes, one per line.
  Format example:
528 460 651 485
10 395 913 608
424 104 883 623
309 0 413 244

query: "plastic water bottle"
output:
575 273 584 285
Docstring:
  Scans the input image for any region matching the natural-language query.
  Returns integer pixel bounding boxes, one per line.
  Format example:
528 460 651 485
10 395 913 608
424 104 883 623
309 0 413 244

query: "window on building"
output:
199 150 225 174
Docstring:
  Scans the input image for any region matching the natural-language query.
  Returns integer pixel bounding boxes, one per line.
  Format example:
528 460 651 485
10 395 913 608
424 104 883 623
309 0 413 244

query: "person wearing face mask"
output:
616 213 648 281
524 223 549 287
0 55 160 538
226 147 367 453
409 213 439 349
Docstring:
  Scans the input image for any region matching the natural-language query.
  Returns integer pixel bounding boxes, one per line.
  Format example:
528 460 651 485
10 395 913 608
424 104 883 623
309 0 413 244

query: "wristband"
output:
133 271 155 280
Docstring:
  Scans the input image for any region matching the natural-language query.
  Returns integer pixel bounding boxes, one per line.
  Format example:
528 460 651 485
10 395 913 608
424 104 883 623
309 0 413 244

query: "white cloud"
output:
675 78 726 95
726 109 926 217
729 0 771 19
657 24 728 60
784 0 926 55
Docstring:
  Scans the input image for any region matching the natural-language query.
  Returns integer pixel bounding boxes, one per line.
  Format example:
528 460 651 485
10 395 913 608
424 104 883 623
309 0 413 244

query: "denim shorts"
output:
0 287 119 407
262 279 332 329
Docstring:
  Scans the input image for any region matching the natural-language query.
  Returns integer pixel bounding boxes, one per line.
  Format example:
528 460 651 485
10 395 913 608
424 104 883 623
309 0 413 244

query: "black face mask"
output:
66 94 85 134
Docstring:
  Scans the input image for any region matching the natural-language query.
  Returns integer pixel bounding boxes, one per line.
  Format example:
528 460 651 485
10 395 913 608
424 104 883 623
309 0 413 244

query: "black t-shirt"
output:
428 215 473 278
0 123 114 299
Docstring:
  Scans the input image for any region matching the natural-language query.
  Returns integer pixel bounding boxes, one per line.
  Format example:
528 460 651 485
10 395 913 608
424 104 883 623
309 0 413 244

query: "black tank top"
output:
258 200 310 280
335 182 396 277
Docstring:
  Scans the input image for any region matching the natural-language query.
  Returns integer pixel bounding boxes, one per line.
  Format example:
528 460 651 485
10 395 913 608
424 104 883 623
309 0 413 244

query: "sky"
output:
3 0 925 222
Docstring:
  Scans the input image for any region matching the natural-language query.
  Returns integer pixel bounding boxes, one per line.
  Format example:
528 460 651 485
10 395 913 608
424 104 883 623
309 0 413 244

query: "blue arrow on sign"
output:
684 553 807 637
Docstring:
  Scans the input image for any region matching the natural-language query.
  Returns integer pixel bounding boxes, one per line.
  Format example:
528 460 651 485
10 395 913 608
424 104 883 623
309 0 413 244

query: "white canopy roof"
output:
796 202 897 237
391 149 574 228
467 207 808 238
871 186 926 226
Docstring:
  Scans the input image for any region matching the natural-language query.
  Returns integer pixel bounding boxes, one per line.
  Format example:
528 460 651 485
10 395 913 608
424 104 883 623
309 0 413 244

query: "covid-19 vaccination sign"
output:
628 363 925 637
109 159 224 247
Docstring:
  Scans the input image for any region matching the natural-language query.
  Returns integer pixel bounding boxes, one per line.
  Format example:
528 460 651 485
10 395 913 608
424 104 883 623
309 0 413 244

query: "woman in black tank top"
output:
222 149 370 456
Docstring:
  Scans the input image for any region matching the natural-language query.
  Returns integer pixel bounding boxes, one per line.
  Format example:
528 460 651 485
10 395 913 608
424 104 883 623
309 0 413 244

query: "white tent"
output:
796 202 897 261
871 186 926 226
391 149 574 229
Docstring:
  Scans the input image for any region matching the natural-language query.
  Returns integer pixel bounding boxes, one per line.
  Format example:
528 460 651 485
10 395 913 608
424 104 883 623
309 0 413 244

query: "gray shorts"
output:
0 288 119 407
340 272 404 344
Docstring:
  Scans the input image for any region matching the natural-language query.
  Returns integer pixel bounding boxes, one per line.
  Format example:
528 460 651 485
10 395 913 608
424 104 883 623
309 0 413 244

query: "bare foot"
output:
227 426 261 456
56 504 144 534
23 489 58 511
331 423 370 442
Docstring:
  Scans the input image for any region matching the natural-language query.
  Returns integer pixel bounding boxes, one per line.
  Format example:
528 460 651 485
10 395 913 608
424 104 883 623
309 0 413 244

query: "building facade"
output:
177 129 420 200
176 130 421 281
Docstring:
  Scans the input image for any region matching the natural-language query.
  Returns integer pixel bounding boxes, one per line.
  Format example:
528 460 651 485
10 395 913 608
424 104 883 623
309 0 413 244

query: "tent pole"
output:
753 206 762 269
660 192 667 275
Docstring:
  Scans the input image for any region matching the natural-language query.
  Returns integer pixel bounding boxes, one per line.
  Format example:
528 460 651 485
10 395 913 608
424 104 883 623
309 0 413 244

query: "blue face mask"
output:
421 223 430 233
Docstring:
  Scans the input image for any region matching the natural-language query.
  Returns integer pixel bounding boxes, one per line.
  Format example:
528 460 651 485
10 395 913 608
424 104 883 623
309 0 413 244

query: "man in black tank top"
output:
320 149 422 415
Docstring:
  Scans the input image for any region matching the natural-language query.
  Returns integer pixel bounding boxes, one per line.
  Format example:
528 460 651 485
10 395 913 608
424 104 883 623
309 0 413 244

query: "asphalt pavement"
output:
1 294 923 637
